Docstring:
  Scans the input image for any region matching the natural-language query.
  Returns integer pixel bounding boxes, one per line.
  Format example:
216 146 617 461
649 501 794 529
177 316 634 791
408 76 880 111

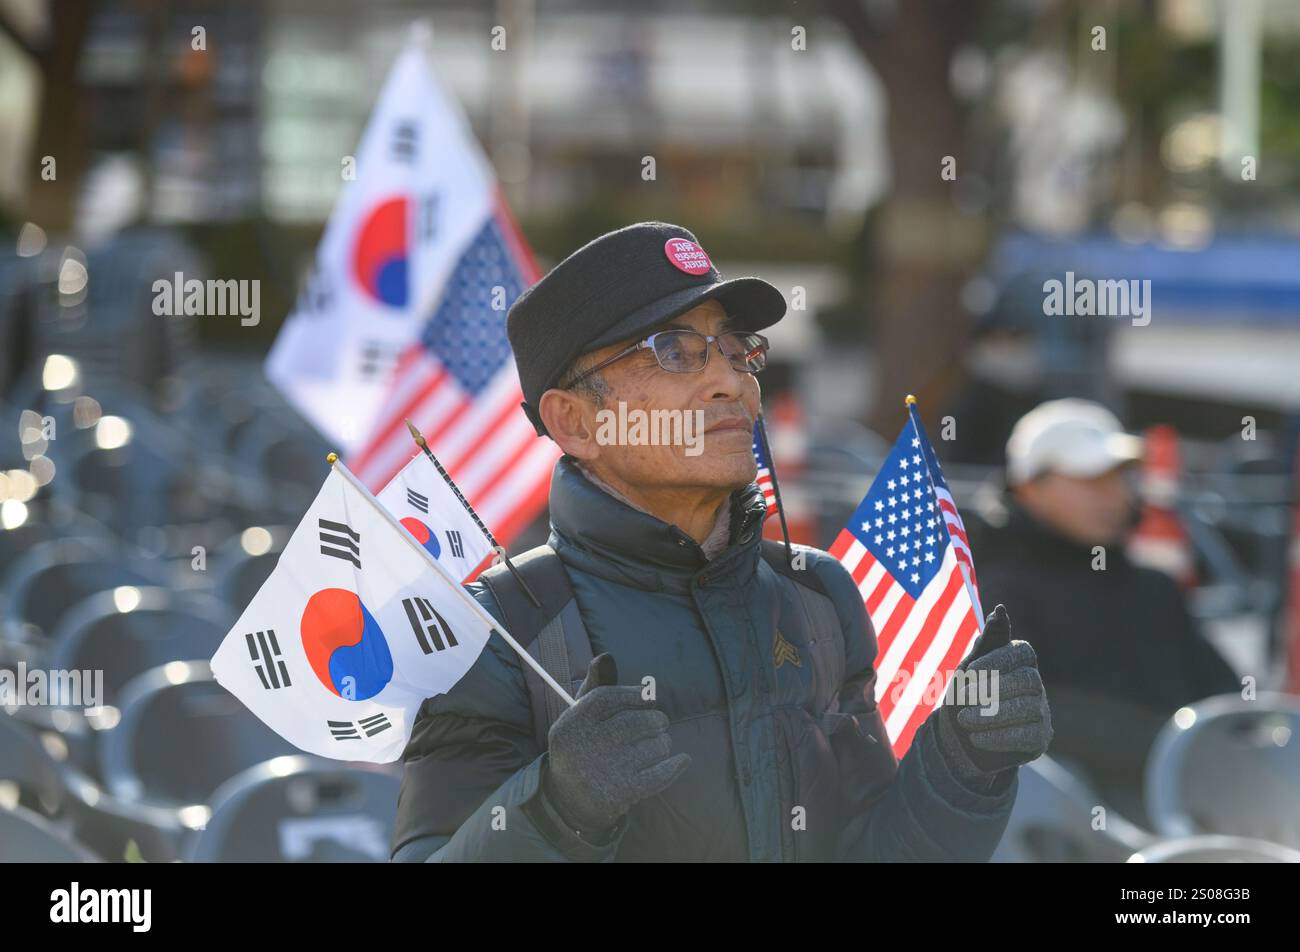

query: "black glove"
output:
935 604 1053 787
540 653 691 839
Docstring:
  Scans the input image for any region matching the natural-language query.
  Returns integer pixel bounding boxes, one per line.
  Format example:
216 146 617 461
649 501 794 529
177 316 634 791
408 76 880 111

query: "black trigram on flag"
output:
246 629 291 690
446 530 465 559
406 488 429 514
402 596 460 653
319 518 360 568
358 339 402 382
392 120 418 161
329 713 391 741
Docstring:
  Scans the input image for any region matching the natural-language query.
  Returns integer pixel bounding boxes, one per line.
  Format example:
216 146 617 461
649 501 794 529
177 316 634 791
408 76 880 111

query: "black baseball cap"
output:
507 221 786 436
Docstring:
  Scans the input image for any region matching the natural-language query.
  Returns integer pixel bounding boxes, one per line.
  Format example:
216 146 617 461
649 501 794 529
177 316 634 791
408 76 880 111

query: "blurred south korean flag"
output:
211 460 492 762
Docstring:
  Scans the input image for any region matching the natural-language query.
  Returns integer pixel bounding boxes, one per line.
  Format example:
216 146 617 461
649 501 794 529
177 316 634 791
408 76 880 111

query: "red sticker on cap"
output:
664 238 712 276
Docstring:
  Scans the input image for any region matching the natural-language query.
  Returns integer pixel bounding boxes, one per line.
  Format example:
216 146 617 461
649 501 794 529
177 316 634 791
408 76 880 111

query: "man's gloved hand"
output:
935 604 1053 789
540 653 691 839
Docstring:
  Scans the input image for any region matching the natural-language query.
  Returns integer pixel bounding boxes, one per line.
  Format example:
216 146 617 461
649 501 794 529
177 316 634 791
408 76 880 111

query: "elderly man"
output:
391 222 1051 862
973 399 1237 825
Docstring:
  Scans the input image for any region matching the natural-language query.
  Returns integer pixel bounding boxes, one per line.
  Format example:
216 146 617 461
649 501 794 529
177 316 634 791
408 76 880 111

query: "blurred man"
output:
973 399 1238 825
392 222 1052 862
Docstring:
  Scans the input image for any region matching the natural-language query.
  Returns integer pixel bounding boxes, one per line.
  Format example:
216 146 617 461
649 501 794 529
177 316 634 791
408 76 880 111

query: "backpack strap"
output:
477 546 593 751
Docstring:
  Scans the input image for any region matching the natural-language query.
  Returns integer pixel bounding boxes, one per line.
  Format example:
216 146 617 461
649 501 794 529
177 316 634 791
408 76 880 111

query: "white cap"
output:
1006 399 1143 485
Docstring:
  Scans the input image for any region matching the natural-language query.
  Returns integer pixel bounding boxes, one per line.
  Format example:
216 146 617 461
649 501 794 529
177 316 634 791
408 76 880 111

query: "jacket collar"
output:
546 455 769 593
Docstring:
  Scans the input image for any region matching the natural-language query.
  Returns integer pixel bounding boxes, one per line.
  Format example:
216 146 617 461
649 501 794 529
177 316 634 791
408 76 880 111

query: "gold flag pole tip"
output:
404 418 427 448
326 452 339 465
905 394 917 406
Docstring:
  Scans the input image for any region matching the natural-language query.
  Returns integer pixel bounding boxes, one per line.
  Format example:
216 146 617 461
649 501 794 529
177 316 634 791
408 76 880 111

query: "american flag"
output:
752 420 778 517
348 203 560 551
828 400 983 758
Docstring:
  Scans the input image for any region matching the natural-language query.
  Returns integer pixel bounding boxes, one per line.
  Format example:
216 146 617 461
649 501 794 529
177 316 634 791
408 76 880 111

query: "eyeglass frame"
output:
561 329 770 391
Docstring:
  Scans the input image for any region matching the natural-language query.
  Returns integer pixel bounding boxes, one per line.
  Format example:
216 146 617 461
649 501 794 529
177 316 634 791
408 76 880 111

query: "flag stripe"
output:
864 568 894 614
475 444 555 547
829 529 855 560
350 365 449 475
877 554 963 699
891 608 979 755
445 401 538 497
473 437 559 528
358 386 471 489
870 585 910 659
882 570 970 734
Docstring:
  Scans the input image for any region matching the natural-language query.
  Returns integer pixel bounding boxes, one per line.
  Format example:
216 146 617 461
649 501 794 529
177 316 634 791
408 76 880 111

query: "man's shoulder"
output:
408 579 532 724
763 542 866 617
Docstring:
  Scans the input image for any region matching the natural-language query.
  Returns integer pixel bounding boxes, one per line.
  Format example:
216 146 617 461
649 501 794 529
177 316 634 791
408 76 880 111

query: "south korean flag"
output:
376 450 495 582
211 461 494 762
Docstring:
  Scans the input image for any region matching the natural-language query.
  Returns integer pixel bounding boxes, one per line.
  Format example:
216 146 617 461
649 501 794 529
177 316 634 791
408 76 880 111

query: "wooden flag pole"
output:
327 453 575 708
404 419 542 607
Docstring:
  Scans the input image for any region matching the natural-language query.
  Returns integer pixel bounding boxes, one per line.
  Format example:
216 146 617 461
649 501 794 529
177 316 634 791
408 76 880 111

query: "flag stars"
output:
911 573 920 584
924 551 935 563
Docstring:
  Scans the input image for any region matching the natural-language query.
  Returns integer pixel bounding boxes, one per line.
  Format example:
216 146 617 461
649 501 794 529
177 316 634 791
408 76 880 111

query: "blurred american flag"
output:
349 204 559 551
751 421 778 517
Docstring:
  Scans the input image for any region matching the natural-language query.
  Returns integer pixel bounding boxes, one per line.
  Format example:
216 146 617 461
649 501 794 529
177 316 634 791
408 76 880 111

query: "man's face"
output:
541 299 762 496
1014 465 1138 548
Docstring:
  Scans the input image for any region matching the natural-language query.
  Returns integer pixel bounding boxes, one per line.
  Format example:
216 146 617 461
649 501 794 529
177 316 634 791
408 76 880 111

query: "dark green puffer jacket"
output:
392 456 1016 862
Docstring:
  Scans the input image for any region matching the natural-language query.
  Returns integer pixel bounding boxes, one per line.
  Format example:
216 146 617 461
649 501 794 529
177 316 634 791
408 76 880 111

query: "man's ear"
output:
538 388 601 460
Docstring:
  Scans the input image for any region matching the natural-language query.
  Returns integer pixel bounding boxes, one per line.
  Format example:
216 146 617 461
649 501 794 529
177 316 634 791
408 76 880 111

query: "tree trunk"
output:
21 0 95 233
829 0 990 433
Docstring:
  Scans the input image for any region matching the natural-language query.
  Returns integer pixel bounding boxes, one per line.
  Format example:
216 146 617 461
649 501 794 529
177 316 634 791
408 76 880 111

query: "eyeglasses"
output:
564 330 770 389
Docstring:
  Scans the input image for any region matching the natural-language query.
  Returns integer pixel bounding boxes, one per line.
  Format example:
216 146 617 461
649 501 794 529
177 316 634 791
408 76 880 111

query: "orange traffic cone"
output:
763 390 818 547
1128 425 1197 588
